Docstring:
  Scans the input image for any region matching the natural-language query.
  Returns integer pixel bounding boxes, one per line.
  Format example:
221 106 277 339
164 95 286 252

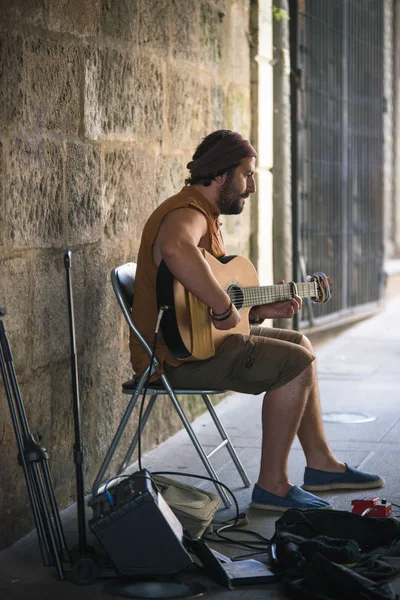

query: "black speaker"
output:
89 470 193 577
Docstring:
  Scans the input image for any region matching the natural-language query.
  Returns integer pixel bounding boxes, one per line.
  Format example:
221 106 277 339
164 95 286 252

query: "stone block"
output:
172 0 199 62
83 241 126 353
0 390 42 549
103 145 158 239
135 394 170 448
101 0 169 50
76 357 97 479
100 0 136 40
0 459 34 549
0 141 3 247
84 47 163 142
47 362 75 491
20 370 52 441
200 2 226 68
0 0 46 28
2 324 30 386
226 85 251 135
211 84 226 130
87 346 155 478
6 136 64 249
156 155 187 205
135 0 170 50
21 37 80 134
135 392 208 450
166 66 211 151
1 34 81 133
227 1 251 86
91 354 129 470
0 256 33 376
65 248 86 355
49 0 100 35
66 142 102 244
0 388 11 480
32 252 85 369
206 0 228 12
0 35 23 129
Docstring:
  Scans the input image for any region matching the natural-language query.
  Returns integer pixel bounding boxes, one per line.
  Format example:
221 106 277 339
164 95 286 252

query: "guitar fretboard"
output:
229 281 319 307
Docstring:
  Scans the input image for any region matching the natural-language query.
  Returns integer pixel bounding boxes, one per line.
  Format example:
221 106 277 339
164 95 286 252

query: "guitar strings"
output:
229 283 316 296
228 291 314 303
225 274 332 306
228 284 317 303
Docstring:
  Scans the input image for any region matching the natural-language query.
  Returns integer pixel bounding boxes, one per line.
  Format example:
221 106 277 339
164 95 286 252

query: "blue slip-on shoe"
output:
250 484 334 512
302 463 385 492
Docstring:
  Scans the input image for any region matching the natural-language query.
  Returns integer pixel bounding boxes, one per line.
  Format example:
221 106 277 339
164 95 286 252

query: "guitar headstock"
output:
310 272 332 303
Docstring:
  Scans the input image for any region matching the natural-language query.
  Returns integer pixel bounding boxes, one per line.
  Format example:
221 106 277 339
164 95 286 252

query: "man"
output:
130 130 384 511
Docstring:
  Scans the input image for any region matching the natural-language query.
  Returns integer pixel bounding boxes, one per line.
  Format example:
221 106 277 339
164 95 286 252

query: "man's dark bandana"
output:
186 132 258 178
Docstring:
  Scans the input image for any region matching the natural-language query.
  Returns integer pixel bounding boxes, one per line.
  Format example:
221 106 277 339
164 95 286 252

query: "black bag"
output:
285 553 399 600
271 509 400 600
274 509 400 554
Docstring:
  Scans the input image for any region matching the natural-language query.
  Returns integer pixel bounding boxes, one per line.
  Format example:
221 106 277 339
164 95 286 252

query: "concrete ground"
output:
1 282 400 599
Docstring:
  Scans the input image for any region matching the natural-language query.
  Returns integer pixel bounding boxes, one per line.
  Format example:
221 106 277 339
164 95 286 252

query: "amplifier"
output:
89 470 193 577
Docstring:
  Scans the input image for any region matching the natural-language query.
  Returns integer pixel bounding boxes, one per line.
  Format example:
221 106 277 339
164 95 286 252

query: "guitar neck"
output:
237 281 318 308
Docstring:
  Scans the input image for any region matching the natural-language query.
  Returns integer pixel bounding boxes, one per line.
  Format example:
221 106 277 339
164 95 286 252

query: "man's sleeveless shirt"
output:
130 186 226 378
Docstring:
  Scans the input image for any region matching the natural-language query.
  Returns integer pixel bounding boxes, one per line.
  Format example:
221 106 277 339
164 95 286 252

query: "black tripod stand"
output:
0 308 69 580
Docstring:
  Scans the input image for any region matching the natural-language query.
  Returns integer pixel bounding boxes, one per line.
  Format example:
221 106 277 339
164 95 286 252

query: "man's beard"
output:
217 182 249 215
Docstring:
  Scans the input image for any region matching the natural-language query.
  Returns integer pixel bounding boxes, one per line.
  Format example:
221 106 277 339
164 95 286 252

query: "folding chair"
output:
92 262 251 508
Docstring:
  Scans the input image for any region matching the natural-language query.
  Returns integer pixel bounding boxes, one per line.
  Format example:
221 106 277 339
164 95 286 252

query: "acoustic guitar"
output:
156 249 332 362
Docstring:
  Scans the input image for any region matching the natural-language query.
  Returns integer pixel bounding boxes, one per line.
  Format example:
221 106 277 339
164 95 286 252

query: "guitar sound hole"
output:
227 284 244 310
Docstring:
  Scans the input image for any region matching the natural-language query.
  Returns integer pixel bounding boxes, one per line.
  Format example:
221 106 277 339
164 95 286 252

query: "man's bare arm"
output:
155 208 240 329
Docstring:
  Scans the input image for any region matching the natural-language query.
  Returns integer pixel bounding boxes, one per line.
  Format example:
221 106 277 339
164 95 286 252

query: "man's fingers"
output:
291 295 302 313
293 294 302 311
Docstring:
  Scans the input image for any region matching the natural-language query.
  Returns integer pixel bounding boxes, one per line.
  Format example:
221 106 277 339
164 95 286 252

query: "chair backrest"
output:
111 263 155 361
112 263 136 313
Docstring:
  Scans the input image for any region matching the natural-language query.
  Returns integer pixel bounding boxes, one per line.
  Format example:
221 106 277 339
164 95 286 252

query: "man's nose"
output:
247 177 256 194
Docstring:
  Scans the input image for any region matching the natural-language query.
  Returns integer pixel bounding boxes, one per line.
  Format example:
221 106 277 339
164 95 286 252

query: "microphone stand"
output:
0 308 68 580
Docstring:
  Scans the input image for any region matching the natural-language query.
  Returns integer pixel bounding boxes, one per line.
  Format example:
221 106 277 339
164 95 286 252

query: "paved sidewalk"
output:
1 291 400 599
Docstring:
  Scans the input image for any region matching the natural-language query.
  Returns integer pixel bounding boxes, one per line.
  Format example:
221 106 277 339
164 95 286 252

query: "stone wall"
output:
0 0 252 548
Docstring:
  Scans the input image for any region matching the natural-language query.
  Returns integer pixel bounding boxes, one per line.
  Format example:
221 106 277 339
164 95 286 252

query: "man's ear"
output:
214 172 227 185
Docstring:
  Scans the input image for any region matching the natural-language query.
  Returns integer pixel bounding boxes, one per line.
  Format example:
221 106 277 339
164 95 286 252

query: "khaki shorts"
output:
164 326 315 395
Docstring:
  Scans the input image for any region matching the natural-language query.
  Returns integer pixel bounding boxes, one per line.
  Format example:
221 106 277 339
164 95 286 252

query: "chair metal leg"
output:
160 375 232 508
117 393 157 475
92 370 149 496
201 394 251 488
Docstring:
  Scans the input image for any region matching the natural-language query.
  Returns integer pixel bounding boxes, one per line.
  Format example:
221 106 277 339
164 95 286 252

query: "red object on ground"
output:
351 497 392 517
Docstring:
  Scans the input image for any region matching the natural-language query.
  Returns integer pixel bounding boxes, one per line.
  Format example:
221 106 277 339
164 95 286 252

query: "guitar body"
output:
157 249 331 362
157 251 259 361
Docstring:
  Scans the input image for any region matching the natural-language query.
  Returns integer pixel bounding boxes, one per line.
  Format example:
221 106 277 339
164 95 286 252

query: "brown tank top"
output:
130 186 226 378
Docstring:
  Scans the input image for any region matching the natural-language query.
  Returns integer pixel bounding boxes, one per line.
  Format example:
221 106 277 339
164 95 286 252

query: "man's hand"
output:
211 304 241 330
257 280 302 320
